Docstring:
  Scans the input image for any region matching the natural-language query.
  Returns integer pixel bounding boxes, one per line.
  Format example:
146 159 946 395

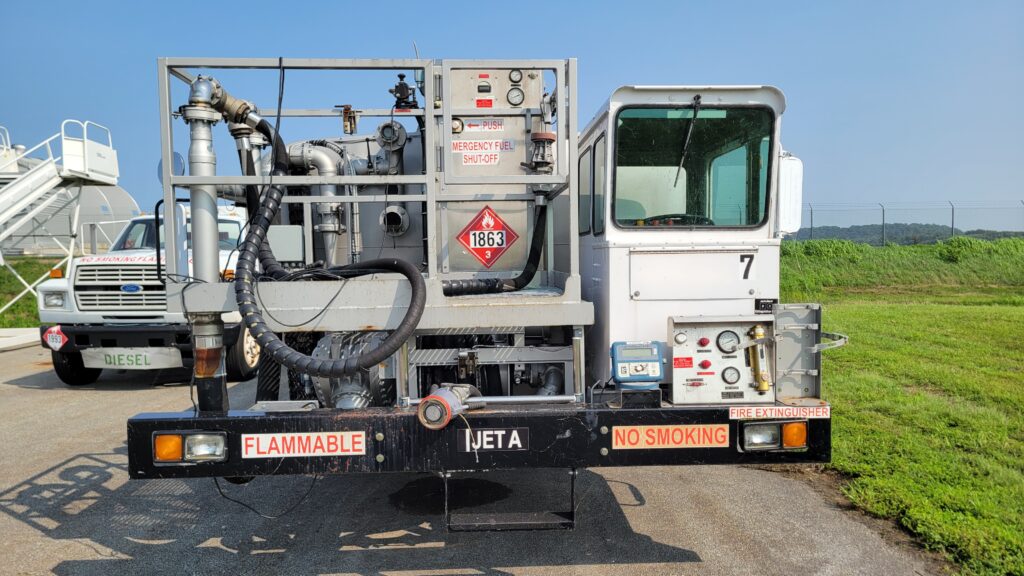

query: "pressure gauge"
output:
717 330 741 353
508 69 523 83
507 87 525 106
722 367 741 384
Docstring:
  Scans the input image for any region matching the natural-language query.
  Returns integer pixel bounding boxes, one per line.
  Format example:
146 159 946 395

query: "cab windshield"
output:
613 107 774 228
111 219 242 251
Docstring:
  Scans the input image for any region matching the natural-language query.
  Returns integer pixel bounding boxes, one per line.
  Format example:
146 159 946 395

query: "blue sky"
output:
3 0 1022 211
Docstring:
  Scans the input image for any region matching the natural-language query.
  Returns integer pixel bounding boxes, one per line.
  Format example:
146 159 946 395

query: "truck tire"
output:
51 351 102 386
226 325 260 382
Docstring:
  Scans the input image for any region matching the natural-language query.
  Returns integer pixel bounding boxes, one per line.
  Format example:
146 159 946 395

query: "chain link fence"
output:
795 201 1024 245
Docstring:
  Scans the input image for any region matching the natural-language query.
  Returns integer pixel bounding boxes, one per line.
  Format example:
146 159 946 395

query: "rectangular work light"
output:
742 423 781 451
154 432 227 463
741 421 809 452
184 433 227 462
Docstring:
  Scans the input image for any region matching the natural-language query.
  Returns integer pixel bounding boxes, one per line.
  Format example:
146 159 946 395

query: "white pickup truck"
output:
35 206 260 386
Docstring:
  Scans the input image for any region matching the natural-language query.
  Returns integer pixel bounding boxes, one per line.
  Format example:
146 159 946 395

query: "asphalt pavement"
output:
0 345 944 575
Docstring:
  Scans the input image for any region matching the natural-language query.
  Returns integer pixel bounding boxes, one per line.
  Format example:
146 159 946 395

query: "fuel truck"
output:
127 58 845 529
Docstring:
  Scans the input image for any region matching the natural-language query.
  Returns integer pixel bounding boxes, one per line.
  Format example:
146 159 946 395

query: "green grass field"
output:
0 257 62 328
782 239 1024 576
3 240 1023 573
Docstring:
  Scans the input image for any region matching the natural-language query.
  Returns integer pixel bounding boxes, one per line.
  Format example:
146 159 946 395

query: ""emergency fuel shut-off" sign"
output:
451 138 516 166
456 206 520 268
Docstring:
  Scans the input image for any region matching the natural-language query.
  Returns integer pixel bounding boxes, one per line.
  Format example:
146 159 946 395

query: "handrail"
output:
0 132 60 174
61 119 113 147
0 119 115 176
78 218 133 254
59 119 115 178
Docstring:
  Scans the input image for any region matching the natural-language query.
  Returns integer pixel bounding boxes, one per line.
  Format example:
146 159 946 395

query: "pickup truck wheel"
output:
226 326 260 382
51 351 102 386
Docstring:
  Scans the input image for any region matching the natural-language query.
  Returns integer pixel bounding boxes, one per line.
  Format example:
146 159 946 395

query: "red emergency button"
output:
697 337 710 347
699 359 712 369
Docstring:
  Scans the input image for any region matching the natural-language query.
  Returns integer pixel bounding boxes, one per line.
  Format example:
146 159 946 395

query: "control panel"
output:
669 316 775 404
610 341 665 390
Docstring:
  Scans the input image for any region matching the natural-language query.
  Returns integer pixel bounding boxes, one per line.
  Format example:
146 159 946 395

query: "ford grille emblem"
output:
120 283 143 293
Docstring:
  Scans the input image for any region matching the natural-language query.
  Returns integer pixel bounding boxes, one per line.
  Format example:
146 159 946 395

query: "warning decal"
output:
728 406 831 420
463 119 504 132
451 139 516 166
241 431 366 458
612 424 729 450
673 357 694 368
456 206 520 268
43 326 67 351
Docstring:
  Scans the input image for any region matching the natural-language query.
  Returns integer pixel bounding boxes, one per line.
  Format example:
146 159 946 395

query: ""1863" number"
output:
469 230 506 248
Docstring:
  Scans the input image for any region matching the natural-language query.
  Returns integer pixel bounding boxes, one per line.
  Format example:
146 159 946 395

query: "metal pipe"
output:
185 120 220 281
572 329 585 399
182 78 229 413
289 143 343 265
341 149 363 263
409 394 577 406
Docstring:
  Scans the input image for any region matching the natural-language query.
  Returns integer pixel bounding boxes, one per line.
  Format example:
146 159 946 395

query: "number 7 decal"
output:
740 254 754 280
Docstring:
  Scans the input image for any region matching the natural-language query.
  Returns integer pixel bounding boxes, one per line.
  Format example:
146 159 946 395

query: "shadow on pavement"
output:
0 447 699 575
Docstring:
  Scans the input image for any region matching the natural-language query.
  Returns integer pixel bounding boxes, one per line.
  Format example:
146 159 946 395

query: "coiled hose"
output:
234 119 426 379
441 203 548 296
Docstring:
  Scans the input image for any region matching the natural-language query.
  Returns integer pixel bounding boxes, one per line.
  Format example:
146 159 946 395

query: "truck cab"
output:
579 86 834 421
36 205 260 385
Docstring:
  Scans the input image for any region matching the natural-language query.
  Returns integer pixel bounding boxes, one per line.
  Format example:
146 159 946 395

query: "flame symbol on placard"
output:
481 211 496 229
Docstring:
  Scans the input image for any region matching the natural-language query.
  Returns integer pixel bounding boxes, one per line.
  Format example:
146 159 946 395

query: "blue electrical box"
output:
610 341 665 389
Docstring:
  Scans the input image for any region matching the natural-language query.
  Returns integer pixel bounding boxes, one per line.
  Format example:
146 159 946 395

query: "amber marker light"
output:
782 421 808 449
154 434 183 462
49 268 63 278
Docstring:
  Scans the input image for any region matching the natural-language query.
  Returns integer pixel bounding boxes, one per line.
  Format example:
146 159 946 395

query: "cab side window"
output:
593 135 607 235
578 147 592 235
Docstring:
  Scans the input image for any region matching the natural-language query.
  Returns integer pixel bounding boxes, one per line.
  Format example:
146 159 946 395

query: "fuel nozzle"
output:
521 92 556 173
748 324 773 395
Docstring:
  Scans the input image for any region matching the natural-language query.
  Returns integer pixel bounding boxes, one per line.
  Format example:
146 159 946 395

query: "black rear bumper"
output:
40 323 241 354
127 404 831 479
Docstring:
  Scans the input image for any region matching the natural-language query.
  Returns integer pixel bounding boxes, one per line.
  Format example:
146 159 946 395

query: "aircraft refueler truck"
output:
126 58 845 530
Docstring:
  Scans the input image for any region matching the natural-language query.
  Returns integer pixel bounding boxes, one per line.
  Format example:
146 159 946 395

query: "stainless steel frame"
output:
156 58 592 399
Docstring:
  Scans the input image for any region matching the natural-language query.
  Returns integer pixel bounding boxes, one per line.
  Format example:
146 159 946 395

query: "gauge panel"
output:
669 320 774 405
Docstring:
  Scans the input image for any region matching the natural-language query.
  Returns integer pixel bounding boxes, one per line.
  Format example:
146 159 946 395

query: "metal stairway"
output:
0 120 119 314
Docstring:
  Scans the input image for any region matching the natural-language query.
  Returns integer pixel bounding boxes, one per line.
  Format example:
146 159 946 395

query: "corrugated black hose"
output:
441 203 548 296
234 119 426 379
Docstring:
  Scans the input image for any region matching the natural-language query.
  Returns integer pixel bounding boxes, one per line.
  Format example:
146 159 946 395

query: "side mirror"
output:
777 152 803 235
156 152 186 185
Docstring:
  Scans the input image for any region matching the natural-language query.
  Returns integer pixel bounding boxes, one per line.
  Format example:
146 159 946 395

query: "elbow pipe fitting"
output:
191 76 257 126
288 143 342 189
537 365 564 396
